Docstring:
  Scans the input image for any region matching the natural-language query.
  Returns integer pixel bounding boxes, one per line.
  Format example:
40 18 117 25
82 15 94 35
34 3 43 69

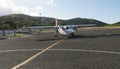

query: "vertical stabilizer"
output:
55 18 58 27
54 18 59 37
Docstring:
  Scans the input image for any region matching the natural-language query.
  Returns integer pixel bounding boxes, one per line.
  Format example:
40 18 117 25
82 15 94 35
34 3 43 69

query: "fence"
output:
0 30 16 38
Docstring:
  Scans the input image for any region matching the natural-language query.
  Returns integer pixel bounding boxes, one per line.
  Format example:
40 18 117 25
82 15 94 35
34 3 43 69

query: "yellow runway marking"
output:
12 37 67 69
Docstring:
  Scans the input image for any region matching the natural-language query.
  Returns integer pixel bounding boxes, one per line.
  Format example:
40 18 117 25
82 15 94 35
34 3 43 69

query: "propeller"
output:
54 27 59 37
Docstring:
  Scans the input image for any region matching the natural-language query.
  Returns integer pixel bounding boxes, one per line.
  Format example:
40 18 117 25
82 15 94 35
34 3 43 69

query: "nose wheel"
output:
54 35 58 37
70 33 75 37
72 33 75 37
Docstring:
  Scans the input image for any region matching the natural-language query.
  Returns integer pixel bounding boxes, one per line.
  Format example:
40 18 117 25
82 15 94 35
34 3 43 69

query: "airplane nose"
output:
68 29 74 33
71 29 74 32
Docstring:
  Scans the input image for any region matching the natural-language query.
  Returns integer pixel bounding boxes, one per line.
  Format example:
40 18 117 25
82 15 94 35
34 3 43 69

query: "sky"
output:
0 0 120 24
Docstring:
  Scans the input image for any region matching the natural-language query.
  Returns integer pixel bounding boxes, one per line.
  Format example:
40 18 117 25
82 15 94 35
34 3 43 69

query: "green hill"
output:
107 22 120 26
0 14 108 29
59 18 107 26
113 22 120 26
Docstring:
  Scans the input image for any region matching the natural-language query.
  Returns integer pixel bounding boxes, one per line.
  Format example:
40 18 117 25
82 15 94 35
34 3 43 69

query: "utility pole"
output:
40 13 42 25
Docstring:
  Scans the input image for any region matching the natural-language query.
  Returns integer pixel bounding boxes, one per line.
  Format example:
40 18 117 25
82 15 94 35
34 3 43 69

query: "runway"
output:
0 27 120 69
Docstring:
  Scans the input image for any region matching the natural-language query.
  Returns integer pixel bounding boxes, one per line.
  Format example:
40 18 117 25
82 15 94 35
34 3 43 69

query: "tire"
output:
71 33 75 37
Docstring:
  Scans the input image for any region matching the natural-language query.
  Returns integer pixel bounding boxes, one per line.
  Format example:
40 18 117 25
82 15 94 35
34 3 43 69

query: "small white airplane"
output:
26 18 96 37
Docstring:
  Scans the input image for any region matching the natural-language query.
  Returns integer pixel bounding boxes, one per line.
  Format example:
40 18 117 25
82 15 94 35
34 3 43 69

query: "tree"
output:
3 21 17 29
1 24 11 30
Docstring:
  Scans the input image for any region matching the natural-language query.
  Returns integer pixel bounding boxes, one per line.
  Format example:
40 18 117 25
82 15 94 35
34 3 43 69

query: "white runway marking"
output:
1 49 120 55
11 37 67 69
0 49 43 53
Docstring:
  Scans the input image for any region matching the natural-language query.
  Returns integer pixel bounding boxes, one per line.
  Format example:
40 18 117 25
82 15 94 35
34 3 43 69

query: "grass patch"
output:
16 33 27 37
40 30 54 33
103 25 120 28
0 36 2 38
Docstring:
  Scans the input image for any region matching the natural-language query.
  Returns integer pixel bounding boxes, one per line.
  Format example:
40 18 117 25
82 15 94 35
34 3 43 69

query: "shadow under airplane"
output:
35 33 120 41
72 33 120 39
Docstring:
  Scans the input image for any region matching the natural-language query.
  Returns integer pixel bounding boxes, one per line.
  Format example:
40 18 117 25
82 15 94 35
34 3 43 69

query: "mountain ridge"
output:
0 14 108 29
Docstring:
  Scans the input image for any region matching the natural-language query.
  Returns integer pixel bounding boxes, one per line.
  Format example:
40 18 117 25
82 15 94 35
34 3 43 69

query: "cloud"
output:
0 0 56 16
46 0 57 7
47 0 54 4
0 0 14 15
29 6 43 16
0 0 30 15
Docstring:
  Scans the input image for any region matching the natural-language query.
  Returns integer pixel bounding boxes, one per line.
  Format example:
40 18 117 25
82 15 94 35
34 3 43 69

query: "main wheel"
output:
54 35 58 37
71 33 75 37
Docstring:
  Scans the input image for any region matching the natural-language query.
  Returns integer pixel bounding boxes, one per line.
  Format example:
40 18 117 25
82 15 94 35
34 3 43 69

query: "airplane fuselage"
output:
57 26 77 37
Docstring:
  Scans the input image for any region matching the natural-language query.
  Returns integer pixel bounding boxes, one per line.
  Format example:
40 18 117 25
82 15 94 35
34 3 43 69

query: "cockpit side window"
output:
62 27 65 30
66 27 69 29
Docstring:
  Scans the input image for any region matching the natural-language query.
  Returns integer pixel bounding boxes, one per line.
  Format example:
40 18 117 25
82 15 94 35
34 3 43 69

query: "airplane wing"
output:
24 26 55 29
24 24 96 29
20 18 97 38
66 24 97 28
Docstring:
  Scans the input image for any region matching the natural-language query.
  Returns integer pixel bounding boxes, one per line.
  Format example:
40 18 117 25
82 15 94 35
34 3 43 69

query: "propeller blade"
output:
54 27 59 37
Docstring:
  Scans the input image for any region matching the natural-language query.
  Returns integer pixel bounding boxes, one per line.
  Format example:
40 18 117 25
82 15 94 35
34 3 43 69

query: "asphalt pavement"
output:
0 27 120 69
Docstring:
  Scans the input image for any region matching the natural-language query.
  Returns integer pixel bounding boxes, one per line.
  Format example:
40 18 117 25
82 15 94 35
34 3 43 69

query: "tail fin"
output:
55 18 58 27
54 18 59 37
